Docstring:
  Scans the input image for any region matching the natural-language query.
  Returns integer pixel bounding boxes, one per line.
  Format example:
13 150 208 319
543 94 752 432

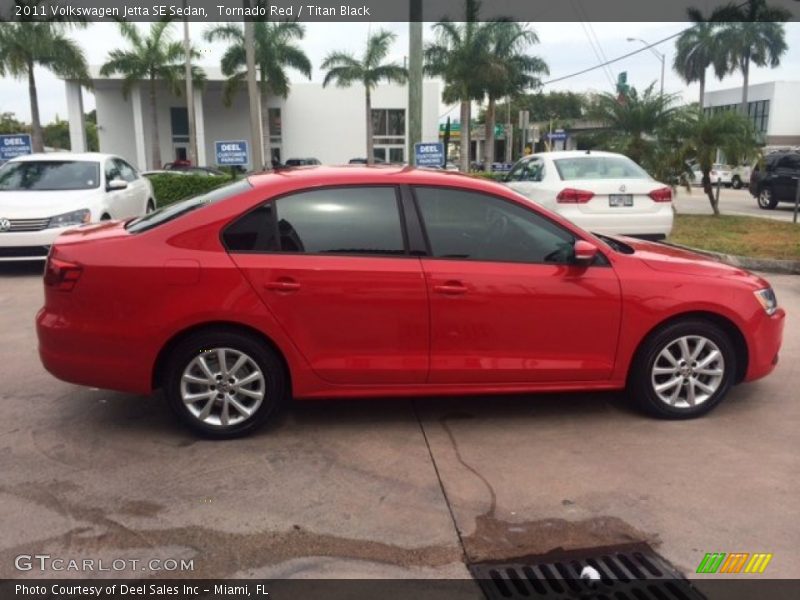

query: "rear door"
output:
228 185 429 385
773 154 800 201
504 158 551 207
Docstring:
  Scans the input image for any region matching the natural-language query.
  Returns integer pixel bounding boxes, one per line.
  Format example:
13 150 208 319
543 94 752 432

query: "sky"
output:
1 21 799 124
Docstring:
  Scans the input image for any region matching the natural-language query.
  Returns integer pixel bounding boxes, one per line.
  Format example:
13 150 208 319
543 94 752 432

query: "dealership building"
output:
703 80 800 148
62 67 440 169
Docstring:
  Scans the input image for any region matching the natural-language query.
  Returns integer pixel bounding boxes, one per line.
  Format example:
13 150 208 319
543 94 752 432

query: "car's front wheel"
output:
164 329 288 438
757 187 777 209
628 319 736 419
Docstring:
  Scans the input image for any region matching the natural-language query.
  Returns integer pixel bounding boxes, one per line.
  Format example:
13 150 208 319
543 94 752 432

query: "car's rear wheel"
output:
757 187 777 209
164 329 287 438
628 319 736 419
731 175 743 189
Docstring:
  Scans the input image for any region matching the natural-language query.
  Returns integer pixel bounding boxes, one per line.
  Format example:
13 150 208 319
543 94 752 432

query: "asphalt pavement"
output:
674 186 800 222
0 263 797 585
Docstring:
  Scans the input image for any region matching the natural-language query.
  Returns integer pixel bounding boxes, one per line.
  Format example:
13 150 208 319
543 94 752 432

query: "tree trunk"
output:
702 169 720 216
260 75 272 170
149 76 161 169
740 52 750 116
483 97 496 172
698 72 706 110
366 88 374 165
459 100 469 173
28 62 44 153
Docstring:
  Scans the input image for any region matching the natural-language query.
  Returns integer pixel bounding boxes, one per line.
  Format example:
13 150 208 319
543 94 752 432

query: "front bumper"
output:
0 228 61 261
744 308 786 382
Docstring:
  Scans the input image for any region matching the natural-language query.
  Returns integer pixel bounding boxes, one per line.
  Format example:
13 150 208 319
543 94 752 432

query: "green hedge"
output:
471 172 508 182
147 173 234 207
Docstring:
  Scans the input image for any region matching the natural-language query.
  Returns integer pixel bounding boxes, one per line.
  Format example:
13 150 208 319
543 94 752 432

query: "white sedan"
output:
503 150 673 240
692 163 733 187
0 152 154 261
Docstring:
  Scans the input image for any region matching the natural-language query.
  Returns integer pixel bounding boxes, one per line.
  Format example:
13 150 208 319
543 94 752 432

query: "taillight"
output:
44 257 83 291
556 188 595 204
649 187 672 202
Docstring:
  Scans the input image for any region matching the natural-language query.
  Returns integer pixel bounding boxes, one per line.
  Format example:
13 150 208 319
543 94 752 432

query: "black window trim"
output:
221 183 415 259
407 183 609 267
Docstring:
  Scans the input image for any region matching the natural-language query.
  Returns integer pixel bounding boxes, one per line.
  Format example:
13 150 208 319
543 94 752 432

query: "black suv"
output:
749 151 800 209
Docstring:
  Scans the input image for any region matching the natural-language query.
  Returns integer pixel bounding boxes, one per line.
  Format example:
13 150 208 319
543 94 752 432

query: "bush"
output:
147 173 234 207
471 172 508 182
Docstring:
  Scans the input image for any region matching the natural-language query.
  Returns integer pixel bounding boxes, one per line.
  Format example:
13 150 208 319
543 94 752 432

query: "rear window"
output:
127 179 251 233
0 160 100 191
553 156 649 181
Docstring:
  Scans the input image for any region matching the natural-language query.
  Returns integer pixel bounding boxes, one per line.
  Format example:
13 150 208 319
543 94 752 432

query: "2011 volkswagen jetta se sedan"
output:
36 167 784 437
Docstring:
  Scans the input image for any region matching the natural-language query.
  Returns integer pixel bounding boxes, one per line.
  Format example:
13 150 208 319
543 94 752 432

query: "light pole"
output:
627 37 665 97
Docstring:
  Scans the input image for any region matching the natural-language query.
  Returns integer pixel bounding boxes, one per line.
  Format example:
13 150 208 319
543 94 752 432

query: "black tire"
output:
628 319 736 419
757 187 778 210
731 175 742 190
164 328 288 438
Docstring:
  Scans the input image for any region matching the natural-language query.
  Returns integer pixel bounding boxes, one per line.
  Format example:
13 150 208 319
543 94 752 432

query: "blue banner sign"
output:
0 134 33 161
215 140 249 166
414 142 445 167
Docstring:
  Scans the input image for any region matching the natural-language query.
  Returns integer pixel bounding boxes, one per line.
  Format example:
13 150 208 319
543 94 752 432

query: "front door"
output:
413 186 621 384
229 185 429 385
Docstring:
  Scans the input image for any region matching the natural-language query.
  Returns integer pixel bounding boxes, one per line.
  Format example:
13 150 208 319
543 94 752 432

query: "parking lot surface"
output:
0 263 797 582
674 186 800 222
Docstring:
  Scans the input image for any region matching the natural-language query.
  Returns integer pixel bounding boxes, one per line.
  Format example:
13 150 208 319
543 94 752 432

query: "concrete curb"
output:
666 243 800 275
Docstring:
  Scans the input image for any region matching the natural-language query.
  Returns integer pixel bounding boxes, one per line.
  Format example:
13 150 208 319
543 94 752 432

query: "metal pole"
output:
408 2 422 164
183 3 197 166
793 177 799 224
244 11 264 171
659 53 665 96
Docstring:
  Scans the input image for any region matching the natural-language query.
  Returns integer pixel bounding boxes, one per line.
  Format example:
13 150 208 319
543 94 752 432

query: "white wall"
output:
94 79 440 169
703 81 800 138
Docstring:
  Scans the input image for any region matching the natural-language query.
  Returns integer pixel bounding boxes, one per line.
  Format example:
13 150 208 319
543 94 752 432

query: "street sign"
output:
546 130 567 141
214 140 249 166
414 142 445 167
0 134 32 161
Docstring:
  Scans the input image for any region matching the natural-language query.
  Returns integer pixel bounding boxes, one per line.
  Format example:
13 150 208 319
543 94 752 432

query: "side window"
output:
506 159 544 182
777 154 800 170
275 187 405 255
414 187 575 264
223 204 277 252
116 159 138 182
105 159 121 183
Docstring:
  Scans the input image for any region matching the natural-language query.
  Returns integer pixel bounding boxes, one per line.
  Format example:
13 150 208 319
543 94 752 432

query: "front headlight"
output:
754 288 778 316
48 209 91 229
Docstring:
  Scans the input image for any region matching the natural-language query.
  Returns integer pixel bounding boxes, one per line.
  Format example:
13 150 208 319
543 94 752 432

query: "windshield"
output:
0 160 100 191
126 179 252 233
554 156 649 181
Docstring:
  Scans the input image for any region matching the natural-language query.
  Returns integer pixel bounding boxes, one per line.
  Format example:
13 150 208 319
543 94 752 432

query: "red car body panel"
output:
36 167 784 400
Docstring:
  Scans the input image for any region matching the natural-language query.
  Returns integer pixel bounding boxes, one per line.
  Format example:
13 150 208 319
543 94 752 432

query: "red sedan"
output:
36 167 784 437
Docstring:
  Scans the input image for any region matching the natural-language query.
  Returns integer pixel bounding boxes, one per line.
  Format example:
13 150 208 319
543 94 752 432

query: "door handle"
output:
433 281 467 295
264 279 300 292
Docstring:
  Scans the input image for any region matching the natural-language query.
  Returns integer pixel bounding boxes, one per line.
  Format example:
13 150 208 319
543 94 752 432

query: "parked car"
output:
36 167 784 437
730 163 752 189
284 158 321 167
503 151 673 240
749 151 800 209
0 152 154 261
691 163 733 187
348 157 387 165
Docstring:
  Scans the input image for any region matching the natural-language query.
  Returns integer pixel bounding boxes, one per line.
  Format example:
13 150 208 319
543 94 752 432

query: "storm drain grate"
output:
469 544 705 600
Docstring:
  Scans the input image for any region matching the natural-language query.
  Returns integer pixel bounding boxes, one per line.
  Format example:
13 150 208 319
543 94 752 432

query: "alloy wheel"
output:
758 189 773 209
180 347 265 428
650 335 725 409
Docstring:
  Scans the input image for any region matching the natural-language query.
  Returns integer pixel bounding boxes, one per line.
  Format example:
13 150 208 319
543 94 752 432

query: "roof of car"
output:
521 150 625 160
247 165 503 193
10 152 116 162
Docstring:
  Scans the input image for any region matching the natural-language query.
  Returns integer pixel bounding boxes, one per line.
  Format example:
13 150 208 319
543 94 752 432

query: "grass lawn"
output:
668 214 800 261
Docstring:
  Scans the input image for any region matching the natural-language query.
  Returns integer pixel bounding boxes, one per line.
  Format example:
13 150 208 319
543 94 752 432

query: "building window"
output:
170 107 189 143
371 108 405 163
704 99 770 134
268 108 282 143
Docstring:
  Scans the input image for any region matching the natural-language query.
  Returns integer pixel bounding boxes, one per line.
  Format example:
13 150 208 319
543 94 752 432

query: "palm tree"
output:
482 22 548 170
588 83 679 169
0 15 88 152
205 20 312 169
425 0 496 172
322 30 407 166
673 9 728 109
101 22 202 170
672 107 759 214
712 0 790 114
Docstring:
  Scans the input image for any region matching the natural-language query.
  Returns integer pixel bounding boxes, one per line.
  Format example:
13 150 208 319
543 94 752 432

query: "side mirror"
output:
573 240 599 265
107 178 128 191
